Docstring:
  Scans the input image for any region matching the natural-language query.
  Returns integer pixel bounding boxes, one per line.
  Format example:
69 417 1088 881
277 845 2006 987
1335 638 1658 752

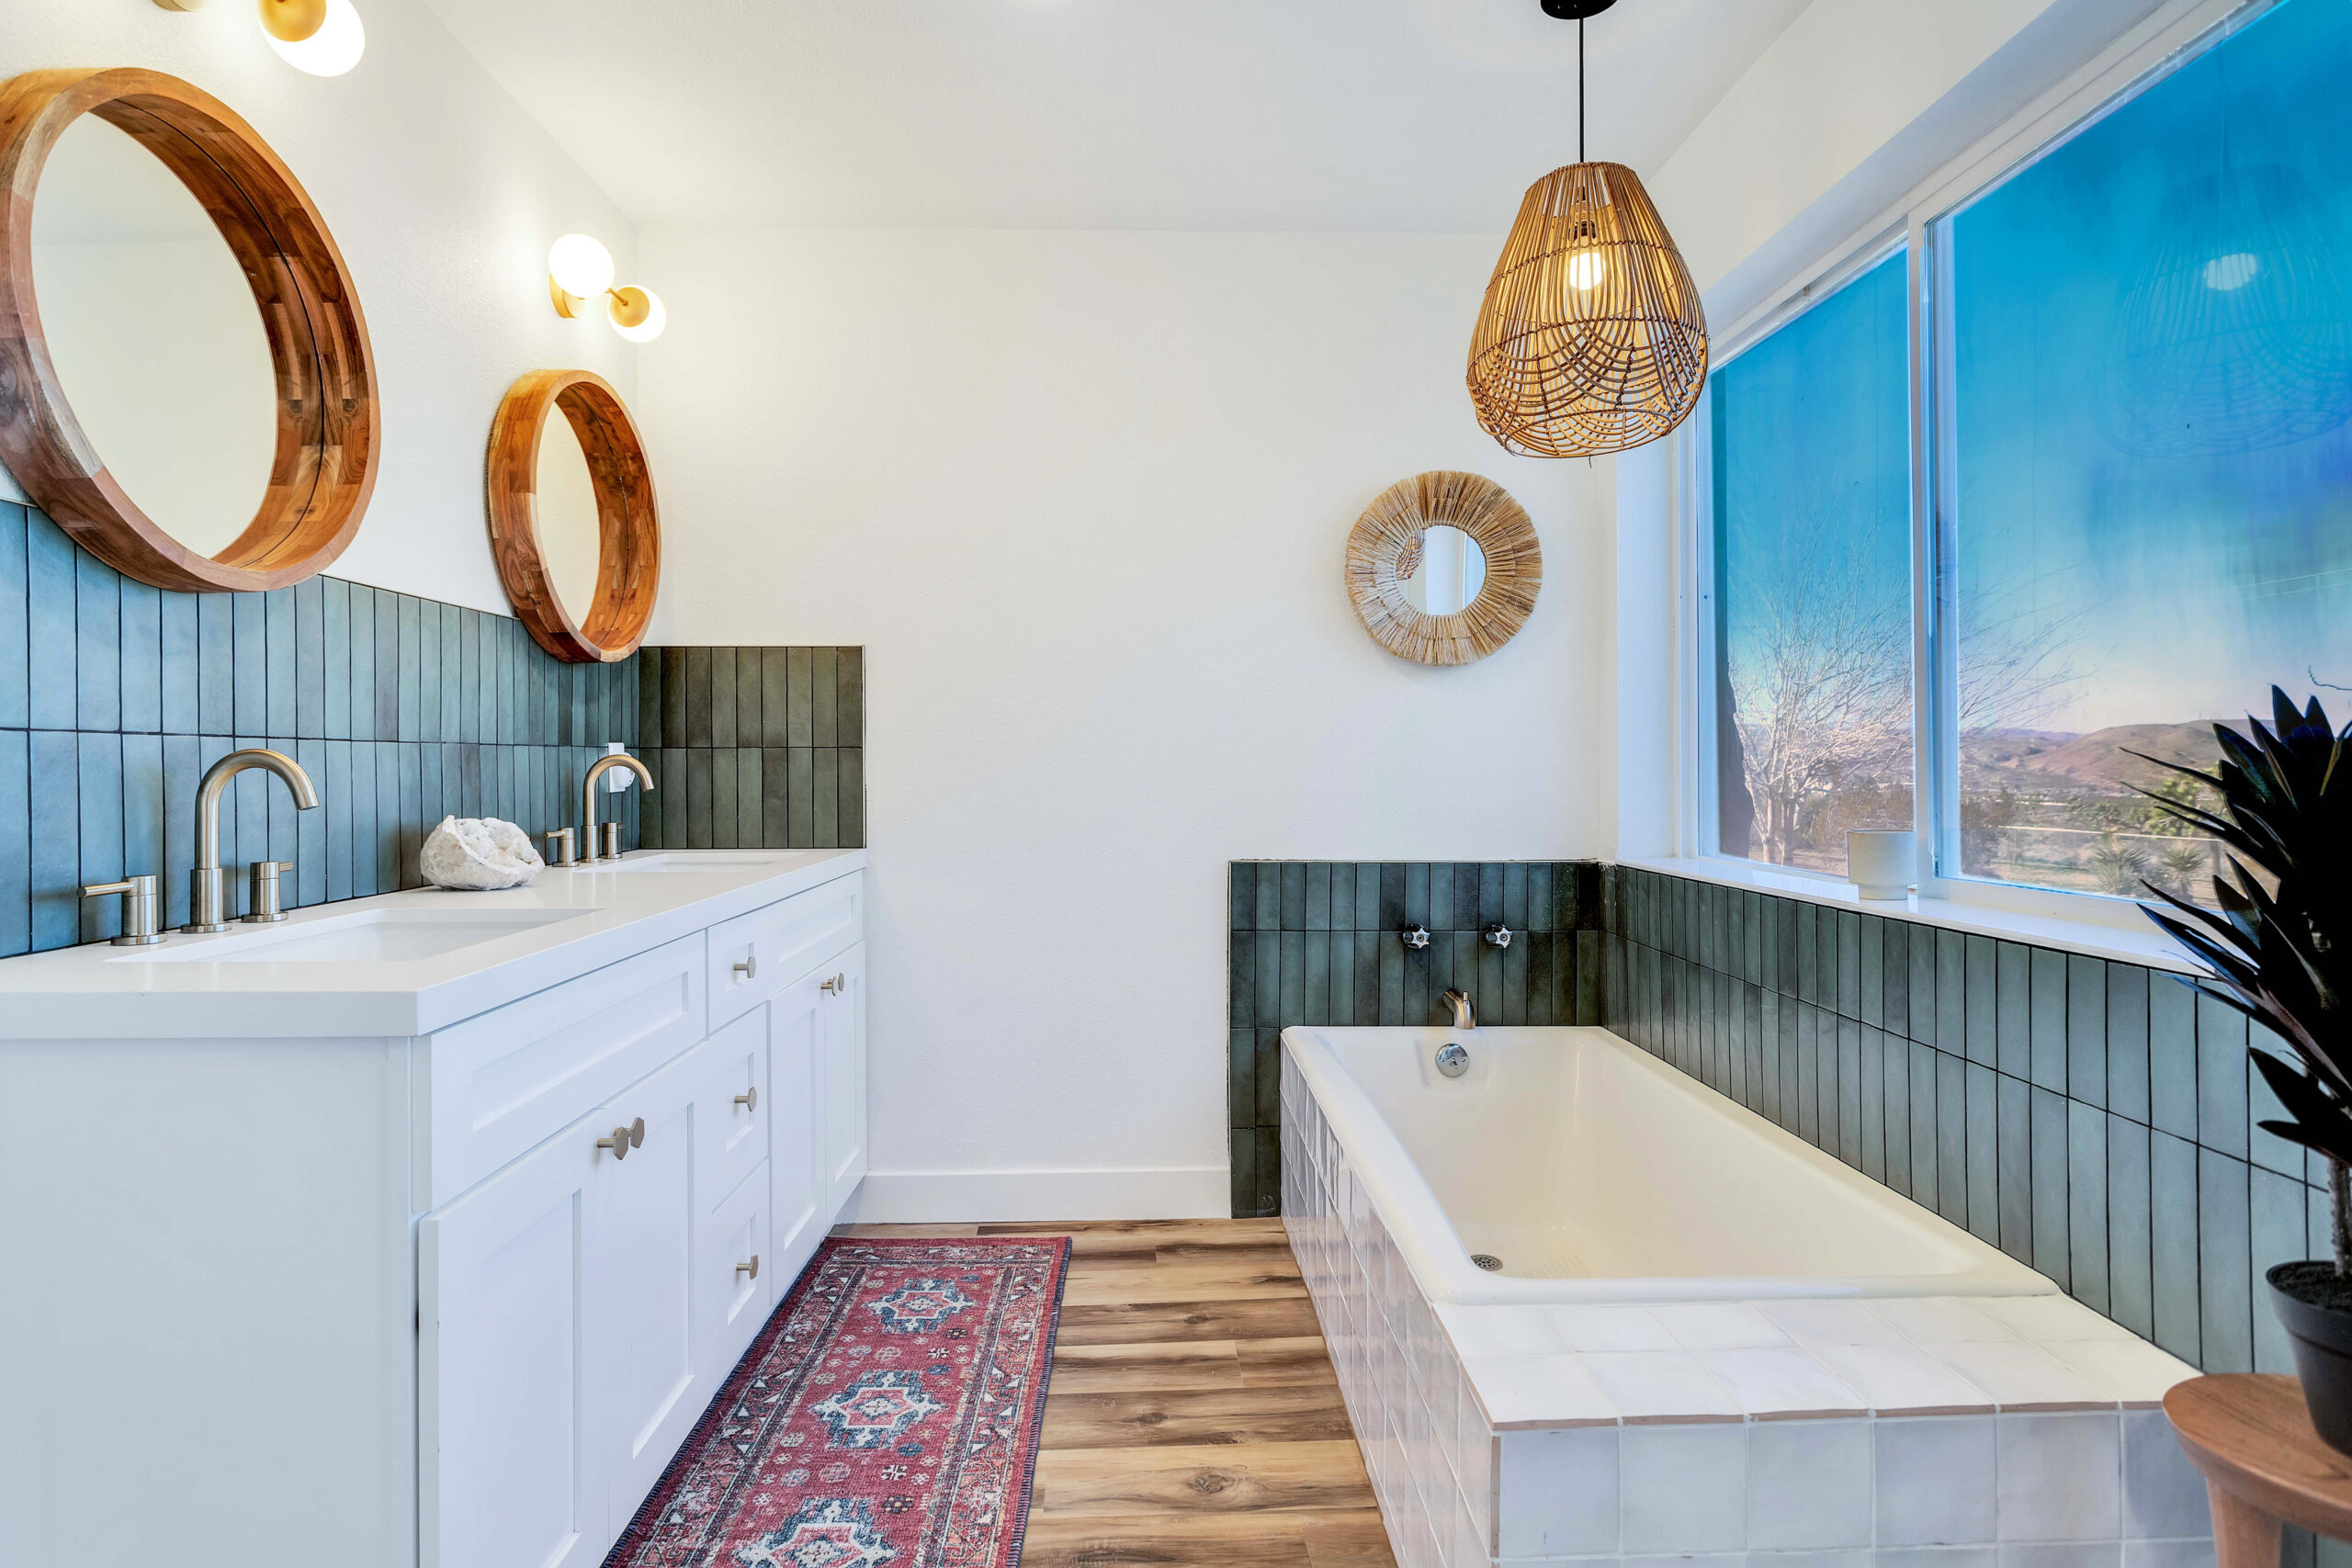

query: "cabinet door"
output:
820 942 868 1213
766 978 826 1290
589 1043 709 1517
419 1117 605 1568
699 1162 773 1383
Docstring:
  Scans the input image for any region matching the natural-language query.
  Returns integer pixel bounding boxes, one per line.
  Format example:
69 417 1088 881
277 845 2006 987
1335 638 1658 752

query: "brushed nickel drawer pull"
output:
732 955 757 979
736 1255 760 1280
628 1116 645 1148
734 1087 758 1111
596 1125 633 1161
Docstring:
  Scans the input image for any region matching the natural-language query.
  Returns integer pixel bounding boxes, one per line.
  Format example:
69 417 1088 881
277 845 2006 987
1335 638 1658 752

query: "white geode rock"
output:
419 816 545 891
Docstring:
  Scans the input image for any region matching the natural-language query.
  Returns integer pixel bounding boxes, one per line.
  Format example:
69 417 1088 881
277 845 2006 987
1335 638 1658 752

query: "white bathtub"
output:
1282 1023 2053 1307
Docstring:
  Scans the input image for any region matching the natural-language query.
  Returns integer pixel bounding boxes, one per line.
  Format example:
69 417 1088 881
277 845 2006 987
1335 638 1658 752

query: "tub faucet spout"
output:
1442 988 1476 1031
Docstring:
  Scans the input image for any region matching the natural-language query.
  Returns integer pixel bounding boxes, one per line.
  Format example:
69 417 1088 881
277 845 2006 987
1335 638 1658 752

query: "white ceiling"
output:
419 0 1813 231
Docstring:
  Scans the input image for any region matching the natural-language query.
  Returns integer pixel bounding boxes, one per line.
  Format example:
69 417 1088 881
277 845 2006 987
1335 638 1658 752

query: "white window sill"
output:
1619 856 2202 976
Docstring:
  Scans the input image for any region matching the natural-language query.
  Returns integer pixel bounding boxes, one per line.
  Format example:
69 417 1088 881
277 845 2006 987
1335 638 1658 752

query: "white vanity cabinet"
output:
417 870 867 1568
0 851 867 1568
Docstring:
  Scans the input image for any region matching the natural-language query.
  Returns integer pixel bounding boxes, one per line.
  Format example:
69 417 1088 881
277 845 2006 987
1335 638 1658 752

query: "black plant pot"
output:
2270 1261 2352 1454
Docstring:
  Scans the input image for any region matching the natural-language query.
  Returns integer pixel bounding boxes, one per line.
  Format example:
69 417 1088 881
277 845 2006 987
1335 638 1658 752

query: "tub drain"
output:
1470 1253 1504 1272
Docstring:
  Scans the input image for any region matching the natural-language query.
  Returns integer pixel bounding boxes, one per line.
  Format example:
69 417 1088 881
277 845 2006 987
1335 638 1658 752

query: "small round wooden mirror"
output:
0 68 379 592
1345 471 1541 665
486 369 660 663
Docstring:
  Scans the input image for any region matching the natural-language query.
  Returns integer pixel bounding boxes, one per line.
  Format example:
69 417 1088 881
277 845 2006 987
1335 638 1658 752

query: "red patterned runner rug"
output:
607 1235 1071 1568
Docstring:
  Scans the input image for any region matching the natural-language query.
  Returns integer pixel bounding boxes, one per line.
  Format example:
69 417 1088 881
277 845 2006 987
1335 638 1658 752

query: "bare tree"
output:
1954 581 2087 734
1722 532 2086 870
1724 533 1911 865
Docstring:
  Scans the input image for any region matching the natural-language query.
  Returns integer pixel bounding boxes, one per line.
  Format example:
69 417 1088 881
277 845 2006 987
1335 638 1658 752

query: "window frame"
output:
1682 0 2286 931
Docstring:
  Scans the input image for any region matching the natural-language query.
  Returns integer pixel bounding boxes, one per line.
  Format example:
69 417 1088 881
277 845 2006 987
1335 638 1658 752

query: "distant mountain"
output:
1961 720 2225 795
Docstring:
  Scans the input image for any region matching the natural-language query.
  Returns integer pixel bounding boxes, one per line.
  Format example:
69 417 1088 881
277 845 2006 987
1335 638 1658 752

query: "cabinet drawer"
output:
425 934 708 1209
697 1010 769 1217
707 872 863 1028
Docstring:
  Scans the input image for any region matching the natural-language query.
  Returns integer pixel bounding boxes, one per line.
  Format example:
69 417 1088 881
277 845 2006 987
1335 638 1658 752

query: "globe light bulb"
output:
608 286 666 344
265 0 365 75
548 233 616 302
1566 249 1607 292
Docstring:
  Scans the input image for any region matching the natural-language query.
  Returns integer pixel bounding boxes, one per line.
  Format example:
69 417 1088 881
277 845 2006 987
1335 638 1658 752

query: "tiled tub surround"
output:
1229 860 1603 1217
1595 865 2328 1382
1279 1043 2217 1566
0 499 863 955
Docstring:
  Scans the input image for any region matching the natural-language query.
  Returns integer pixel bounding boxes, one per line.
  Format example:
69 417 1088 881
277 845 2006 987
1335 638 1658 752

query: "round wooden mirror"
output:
485 369 661 663
0 68 379 593
1345 471 1541 665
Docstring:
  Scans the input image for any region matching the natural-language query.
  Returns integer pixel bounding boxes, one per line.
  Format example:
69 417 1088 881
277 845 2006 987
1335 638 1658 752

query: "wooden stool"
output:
2166 1374 2352 1567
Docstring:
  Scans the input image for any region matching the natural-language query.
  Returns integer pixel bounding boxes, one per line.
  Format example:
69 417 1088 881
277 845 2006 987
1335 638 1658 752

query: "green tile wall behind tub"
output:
0 500 866 953
1597 863 2325 1379
1226 859 1603 1217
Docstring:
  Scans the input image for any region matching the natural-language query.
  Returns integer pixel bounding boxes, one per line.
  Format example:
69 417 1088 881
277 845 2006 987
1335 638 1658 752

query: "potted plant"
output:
2136 689 2352 1449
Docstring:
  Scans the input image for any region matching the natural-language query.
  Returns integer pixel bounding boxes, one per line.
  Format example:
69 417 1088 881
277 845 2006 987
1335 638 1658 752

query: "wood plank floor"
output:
832 1218 1395 1568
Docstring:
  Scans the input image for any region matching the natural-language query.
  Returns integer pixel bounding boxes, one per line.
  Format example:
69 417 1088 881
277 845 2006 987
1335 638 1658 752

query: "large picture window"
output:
1702 0 2352 910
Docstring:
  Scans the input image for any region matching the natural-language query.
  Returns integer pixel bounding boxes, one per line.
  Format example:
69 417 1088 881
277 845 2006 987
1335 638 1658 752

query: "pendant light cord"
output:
1578 15 1587 163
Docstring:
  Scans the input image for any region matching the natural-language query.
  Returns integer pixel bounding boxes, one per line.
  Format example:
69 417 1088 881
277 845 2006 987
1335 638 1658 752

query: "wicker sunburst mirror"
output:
1344 471 1541 666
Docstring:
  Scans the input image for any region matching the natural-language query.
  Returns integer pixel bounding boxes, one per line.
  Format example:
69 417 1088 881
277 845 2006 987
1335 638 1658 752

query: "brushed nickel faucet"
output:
1442 988 1477 1031
580 751 655 863
187 749 320 932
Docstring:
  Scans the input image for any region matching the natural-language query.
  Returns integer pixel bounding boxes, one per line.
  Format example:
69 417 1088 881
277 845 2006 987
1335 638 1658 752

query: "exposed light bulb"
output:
1565 250 1606 292
548 233 616 303
608 286 666 344
264 0 364 75
2202 252 2261 292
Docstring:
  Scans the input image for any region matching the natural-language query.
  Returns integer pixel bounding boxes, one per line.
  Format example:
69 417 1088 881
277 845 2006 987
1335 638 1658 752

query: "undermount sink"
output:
586 853 786 873
127 907 589 964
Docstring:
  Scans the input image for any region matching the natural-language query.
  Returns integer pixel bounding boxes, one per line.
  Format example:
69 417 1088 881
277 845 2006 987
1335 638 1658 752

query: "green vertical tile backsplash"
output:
0 499 863 955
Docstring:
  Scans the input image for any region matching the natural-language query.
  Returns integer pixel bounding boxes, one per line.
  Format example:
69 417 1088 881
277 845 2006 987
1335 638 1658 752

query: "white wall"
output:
0 0 639 613
639 228 1612 1218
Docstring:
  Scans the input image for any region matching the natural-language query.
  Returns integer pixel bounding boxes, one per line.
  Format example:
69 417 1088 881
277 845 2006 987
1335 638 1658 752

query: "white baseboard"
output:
839 1165 1229 1224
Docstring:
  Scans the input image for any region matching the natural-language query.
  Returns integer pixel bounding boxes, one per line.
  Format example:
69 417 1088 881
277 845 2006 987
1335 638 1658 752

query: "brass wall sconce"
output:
548 234 667 344
152 0 368 76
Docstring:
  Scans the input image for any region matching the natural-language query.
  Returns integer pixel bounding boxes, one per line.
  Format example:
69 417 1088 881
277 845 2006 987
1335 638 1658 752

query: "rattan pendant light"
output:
1467 0 1709 459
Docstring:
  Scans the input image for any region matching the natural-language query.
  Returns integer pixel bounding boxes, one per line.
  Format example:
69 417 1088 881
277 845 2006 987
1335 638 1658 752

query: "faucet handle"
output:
1483 922 1513 949
541 828 577 867
1399 924 1431 950
83 874 164 947
600 821 621 860
244 861 294 924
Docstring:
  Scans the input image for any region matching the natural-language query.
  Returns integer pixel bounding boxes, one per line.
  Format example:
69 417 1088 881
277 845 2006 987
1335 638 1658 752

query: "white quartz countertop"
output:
0 849 865 1041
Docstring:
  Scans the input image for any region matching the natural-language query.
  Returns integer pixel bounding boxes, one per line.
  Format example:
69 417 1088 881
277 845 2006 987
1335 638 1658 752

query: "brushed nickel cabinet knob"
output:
820 973 844 994
732 955 757 979
734 1087 758 1111
596 1125 633 1161
736 1256 760 1280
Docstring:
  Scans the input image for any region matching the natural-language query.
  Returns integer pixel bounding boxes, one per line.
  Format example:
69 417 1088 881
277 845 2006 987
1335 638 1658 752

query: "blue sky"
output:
1951 0 2352 731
